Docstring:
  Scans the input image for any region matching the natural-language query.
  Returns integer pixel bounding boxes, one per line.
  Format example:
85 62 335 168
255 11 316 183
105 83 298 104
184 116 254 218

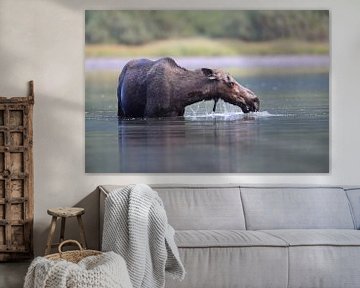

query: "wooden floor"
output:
0 261 30 288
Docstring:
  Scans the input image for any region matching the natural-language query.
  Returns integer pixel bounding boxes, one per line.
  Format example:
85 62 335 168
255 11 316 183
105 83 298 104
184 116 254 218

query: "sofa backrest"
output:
154 186 246 230
100 185 358 232
240 187 355 230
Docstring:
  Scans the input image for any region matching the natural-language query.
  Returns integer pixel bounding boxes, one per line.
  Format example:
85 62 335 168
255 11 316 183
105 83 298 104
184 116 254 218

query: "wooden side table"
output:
45 207 87 255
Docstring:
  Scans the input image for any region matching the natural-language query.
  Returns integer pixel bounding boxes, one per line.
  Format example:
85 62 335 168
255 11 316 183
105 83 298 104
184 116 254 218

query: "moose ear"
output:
201 68 217 80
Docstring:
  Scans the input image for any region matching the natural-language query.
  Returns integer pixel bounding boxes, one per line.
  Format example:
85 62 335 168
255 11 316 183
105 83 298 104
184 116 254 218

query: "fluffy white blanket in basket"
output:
24 251 132 288
102 184 185 288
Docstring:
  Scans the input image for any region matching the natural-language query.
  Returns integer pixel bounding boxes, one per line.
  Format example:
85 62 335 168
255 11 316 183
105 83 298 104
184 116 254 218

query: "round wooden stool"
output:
45 207 88 255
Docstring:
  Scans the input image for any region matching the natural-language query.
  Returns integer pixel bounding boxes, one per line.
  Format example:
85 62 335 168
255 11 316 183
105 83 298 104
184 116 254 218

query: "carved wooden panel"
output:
0 81 34 261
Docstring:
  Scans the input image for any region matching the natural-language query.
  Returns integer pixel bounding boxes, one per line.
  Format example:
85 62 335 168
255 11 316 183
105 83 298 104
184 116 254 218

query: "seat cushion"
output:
261 230 360 288
261 229 360 246
166 246 288 288
287 246 360 288
175 230 288 247
170 229 289 288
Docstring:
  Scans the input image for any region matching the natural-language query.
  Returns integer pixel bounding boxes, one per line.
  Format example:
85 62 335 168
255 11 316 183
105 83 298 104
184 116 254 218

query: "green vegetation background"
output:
85 10 329 57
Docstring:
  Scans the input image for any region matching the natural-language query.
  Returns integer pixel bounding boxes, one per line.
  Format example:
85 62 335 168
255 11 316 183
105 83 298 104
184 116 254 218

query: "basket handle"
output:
58 240 83 255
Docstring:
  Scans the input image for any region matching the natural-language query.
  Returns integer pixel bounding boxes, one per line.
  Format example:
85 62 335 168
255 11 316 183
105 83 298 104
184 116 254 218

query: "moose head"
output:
201 68 260 113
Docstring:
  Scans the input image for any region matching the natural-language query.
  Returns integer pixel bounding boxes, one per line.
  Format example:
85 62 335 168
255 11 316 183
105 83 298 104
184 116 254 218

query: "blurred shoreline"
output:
85 55 330 71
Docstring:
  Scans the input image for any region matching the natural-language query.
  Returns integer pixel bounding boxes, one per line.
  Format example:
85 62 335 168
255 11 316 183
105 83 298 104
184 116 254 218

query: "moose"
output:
117 57 260 118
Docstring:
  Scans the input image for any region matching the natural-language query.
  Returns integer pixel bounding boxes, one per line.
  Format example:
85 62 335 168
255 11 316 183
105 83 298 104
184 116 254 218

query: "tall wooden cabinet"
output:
0 81 34 261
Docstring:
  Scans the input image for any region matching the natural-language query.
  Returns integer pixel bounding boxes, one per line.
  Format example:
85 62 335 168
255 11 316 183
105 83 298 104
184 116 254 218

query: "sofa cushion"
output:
345 188 360 229
241 187 355 230
165 246 288 288
259 230 360 288
287 246 360 288
175 230 287 248
100 185 246 230
155 186 246 230
262 229 360 246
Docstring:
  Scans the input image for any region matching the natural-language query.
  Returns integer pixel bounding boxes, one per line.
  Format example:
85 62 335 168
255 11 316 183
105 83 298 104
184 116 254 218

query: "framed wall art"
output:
85 10 329 173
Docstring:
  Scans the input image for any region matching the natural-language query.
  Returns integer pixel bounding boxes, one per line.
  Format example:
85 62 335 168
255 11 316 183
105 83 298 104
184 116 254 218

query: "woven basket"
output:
45 240 102 263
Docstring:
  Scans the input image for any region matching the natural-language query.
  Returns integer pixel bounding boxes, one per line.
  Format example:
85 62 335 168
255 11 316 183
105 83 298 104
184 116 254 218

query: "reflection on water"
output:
85 66 329 173
85 112 328 173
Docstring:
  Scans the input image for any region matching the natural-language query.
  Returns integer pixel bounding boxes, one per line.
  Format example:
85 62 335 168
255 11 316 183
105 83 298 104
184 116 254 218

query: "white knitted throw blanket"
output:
23 251 133 288
102 184 185 288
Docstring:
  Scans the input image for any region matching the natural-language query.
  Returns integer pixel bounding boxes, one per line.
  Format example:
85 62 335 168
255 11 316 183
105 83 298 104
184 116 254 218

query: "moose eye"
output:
227 81 235 88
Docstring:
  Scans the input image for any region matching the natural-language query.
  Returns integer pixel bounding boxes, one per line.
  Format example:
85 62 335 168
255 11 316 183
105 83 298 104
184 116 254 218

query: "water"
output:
85 58 329 173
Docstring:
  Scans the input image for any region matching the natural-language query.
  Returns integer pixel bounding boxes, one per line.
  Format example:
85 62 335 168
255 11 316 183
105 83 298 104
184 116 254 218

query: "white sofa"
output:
99 185 360 288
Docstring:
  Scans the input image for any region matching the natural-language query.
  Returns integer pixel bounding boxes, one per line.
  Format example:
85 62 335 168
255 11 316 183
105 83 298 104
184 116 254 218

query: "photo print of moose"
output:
85 10 329 173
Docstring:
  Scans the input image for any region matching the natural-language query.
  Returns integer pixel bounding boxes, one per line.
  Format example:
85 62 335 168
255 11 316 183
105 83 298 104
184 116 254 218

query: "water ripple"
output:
185 110 284 121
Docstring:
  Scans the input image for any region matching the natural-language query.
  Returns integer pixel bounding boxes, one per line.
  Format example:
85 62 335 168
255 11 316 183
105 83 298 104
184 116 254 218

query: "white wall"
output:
0 0 359 256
